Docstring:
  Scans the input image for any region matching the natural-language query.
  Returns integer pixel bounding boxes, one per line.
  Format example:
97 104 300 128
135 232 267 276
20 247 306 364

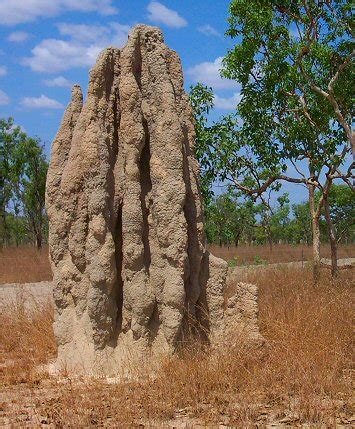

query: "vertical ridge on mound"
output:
46 24 263 375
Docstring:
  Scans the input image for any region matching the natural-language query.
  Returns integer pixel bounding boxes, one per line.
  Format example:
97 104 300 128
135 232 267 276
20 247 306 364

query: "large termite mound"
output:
46 24 263 375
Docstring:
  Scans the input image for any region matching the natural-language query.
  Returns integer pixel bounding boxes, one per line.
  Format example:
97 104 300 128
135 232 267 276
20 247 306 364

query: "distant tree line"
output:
0 117 48 249
205 186 354 249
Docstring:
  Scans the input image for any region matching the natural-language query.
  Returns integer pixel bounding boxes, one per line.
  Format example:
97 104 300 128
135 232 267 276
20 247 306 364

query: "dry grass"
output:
0 245 52 284
210 242 355 265
1 243 353 284
0 298 56 385
0 267 353 426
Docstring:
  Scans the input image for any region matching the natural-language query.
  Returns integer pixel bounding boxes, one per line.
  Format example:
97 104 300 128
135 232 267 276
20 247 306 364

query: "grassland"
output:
0 262 353 426
1 243 354 284
0 245 52 284
210 242 355 266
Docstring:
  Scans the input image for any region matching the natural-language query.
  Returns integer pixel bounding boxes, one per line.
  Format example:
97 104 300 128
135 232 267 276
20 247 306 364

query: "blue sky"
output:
0 0 310 203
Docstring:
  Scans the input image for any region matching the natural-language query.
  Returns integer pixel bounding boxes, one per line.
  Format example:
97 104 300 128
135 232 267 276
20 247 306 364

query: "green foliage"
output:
292 200 312 244
1 118 27 225
204 187 354 247
190 1 352 213
224 0 352 178
189 83 215 204
253 255 268 265
190 83 281 205
0 117 48 247
190 2 353 277
205 191 257 246
324 184 355 243
228 257 238 267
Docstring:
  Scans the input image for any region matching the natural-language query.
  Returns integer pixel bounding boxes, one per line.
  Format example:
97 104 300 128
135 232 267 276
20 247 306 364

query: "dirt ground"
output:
1 379 353 427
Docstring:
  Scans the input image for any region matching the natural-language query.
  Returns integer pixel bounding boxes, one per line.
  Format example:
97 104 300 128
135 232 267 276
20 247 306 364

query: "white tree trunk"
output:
324 195 338 278
308 184 321 284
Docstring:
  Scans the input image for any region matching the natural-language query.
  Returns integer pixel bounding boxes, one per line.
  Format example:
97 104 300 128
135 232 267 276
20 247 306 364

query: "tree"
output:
0 118 27 246
205 192 257 247
222 0 353 279
190 1 353 282
0 117 48 248
269 194 292 245
189 83 215 205
292 200 312 245
323 184 355 243
20 138 48 248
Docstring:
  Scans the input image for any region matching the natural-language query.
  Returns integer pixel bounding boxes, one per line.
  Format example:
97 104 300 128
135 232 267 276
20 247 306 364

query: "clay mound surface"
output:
46 24 263 375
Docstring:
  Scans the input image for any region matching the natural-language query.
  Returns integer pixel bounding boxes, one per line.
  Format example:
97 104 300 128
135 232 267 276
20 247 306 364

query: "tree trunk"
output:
323 195 338 278
1 209 8 246
36 231 42 249
265 223 272 252
267 232 273 253
235 232 240 247
308 184 320 284
31 217 43 249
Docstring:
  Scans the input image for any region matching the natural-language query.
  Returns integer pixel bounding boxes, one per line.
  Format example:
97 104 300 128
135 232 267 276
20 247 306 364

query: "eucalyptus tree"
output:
20 137 48 248
204 191 257 247
190 1 353 281
0 118 27 246
0 117 48 248
222 0 353 278
324 184 355 244
292 200 312 245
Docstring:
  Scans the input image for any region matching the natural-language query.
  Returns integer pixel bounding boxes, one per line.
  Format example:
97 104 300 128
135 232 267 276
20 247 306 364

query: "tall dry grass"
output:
1 267 352 426
0 298 56 385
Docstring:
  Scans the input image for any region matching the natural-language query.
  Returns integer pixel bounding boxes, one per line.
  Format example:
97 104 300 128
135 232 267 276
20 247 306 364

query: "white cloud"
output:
7 31 30 42
198 25 221 38
109 23 132 46
0 0 118 25
0 89 10 105
56 22 130 45
0 65 7 76
23 22 130 73
20 94 64 109
147 1 187 28
23 39 100 73
214 92 241 110
57 22 110 42
187 57 238 90
43 76 72 87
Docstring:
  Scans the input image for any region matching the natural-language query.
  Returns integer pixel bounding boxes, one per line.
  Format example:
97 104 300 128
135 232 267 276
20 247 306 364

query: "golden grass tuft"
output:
0 298 56 385
1 266 352 426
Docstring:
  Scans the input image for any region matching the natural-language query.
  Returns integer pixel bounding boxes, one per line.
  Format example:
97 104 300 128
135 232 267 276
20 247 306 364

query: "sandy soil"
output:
0 281 52 308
